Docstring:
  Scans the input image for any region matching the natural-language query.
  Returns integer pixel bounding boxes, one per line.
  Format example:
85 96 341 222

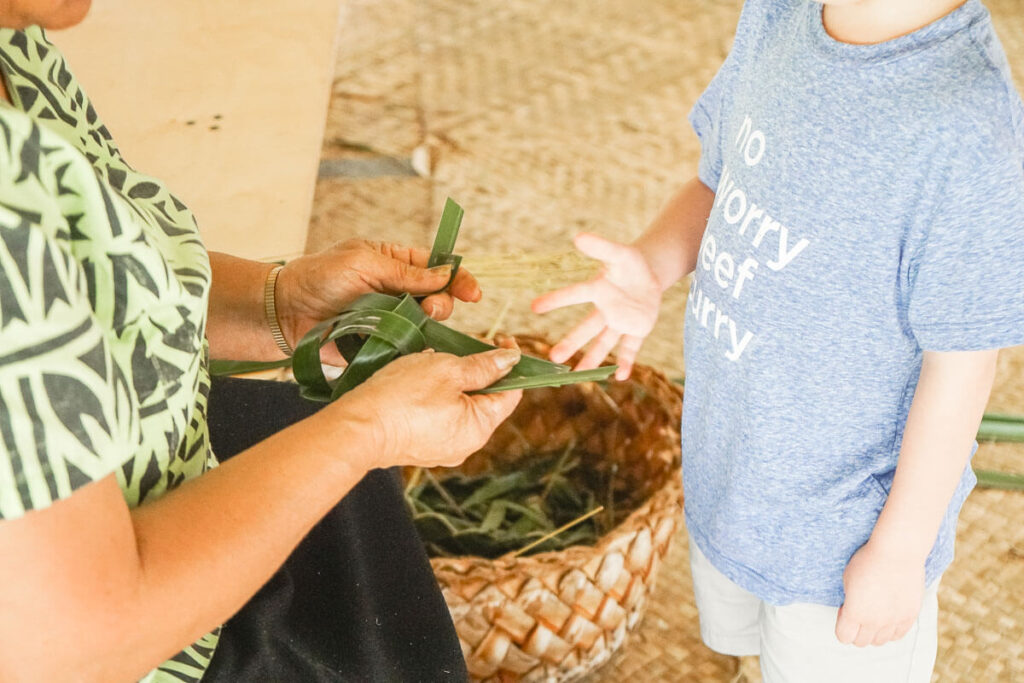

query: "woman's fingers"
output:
467 388 523 431
448 265 482 302
494 334 522 352
366 253 453 295
549 310 604 363
377 240 481 302
393 243 434 268
614 335 644 380
420 292 454 320
452 347 522 392
531 281 595 314
576 327 620 372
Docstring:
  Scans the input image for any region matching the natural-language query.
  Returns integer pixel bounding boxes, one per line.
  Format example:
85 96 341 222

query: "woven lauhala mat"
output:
318 0 1024 680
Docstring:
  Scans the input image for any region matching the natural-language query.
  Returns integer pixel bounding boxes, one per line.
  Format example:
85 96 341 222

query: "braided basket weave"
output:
420 336 683 682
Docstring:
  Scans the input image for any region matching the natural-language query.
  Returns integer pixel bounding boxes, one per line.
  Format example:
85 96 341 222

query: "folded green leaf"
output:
329 295 428 401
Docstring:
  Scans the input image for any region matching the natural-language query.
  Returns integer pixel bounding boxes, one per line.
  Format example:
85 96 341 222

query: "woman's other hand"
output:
331 346 524 470
275 239 482 350
531 233 661 380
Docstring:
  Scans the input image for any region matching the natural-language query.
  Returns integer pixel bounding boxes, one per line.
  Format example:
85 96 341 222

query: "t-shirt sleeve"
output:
0 203 136 520
906 125 1024 351
688 0 769 191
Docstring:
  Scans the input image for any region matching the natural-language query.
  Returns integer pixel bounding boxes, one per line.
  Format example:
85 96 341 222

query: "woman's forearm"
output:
0 408 372 682
633 176 716 291
206 252 284 361
867 349 998 562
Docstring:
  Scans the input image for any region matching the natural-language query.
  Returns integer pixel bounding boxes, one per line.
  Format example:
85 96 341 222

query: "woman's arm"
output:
206 253 281 360
0 349 522 682
206 242 482 361
836 349 999 647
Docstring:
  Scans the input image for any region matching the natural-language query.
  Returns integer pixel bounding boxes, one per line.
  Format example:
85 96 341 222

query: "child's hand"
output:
835 539 926 647
531 233 662 380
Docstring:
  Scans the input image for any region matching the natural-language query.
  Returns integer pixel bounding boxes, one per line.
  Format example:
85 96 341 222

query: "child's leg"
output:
689 537 762 656
758 581 940 683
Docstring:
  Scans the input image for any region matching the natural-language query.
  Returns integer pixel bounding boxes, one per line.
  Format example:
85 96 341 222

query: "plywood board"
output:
51 1 341 261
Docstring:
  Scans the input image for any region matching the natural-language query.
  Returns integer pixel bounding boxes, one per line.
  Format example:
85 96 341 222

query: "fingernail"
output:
429 264 453 277
427 301 440 317
494 348 521 370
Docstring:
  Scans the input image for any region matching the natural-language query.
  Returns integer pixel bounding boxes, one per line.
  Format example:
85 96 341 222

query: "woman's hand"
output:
835 540 926 647
531 233 662 380
275 239 482 351
331 346 524 470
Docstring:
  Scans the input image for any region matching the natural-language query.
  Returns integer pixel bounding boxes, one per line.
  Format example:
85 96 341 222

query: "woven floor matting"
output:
315 1 1024 680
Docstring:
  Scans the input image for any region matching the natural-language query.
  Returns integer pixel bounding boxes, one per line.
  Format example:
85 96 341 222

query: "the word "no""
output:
734 115 765 167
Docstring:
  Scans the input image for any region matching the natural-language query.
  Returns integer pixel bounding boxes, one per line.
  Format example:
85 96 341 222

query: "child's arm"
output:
532 177 715 378
836 349 999 647
633 176 717 291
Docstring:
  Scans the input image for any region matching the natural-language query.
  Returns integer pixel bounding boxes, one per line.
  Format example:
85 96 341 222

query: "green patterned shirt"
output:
0 27 218 681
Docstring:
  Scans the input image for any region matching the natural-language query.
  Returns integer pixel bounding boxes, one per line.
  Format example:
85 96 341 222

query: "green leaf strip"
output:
428 198 464 269
207 358 293 377
474 366 616 394
974 468 1024 491
977 415 1024 443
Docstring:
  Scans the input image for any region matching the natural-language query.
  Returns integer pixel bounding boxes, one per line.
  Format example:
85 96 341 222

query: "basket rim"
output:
426 335 684 575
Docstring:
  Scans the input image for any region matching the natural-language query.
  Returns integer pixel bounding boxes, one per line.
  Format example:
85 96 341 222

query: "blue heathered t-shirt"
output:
683 0 1024 607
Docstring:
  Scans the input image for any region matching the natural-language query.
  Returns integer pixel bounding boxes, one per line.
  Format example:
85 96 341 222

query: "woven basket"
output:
420 336 683 682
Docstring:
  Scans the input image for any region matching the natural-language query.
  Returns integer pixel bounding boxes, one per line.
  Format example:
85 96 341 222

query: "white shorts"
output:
689 538 939 683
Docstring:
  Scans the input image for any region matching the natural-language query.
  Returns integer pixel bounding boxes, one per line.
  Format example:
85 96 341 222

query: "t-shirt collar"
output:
806 0 988 63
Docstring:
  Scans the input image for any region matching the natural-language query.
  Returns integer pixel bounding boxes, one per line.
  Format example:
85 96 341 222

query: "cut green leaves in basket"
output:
210 198 617 400
405 449 627 558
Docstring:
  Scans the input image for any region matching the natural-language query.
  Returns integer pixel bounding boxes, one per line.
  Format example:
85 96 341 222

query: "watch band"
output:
263 265 293 357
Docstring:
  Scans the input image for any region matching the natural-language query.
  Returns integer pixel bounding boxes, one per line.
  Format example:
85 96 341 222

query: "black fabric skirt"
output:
202 376 468 683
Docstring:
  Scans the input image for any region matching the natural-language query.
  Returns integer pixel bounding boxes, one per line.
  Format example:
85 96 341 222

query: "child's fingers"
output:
549 311 603 363
852 625 874 648
575 327 619 372
573 232 628 265
834 608 858 644
892 620 913 642
531 281 595 314
870 625 896 646
614 335 643 380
